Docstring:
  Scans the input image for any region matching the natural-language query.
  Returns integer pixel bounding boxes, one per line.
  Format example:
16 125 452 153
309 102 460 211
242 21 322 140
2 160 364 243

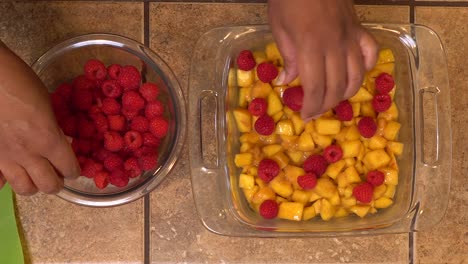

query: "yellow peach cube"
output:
271 152 290 169
237 69 254 87
374 62 395 75
377 48 395 64
341 140 362 158
341 197 357 208
291 114 305 135
240 142 252 153
350 205 371 218
352 103 361 117
329 191 341 206
374 197 393 208
368 135 388 150
383 184 396 198
346 125 361 141
234 153 253 167
381 168 398 185
242 185 259 202
284 165 305 189
262 144 282 157
314 178 338 199
373 184 387 199
239 174 255 189
253 51 267 64
267 91 283 116
238 86 251 108
233 108 251 133
275 120 294 136
287 151 305 165
302 205 317 220
251 186 276 205
272 111 284 123
378 102 399 121
291 190 311 204
344 158 356 167
363 149 391 170
325 159 346 180
278 202 304 221
312 132 333 149
270 174 293 198
309 191 321 202
304 120 315 133
297 132 315 152
240 133 259 144
386 141 404 156
349 87 373 103
312 199 322 214
383 121 401 141
360 101 377 118
265 42 284 66
315 118 341 135
320 199 336 221
344 166 361 184
334 207 349 218
250 81 272 99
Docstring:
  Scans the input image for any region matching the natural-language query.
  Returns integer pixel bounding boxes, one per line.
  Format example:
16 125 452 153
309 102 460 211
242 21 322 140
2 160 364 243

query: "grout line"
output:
143 4 150 264
410 0 415 23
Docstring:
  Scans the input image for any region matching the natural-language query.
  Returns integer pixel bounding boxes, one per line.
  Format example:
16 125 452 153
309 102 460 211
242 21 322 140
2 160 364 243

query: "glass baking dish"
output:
188 24 451 237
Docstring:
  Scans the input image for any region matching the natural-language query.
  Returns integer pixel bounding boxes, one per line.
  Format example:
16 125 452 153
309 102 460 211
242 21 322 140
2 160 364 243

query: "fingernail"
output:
275 71 286 86
65 136 73 144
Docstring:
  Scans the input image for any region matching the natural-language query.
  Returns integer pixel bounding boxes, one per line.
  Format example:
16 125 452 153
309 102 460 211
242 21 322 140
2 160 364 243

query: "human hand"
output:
0 42 80 195
268 0 378 120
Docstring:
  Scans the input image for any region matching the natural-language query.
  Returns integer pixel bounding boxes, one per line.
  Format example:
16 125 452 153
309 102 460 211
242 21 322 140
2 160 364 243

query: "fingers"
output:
298 50 326 120
24 157 64 194
321 49 347 112
359 30 379 71
272 30 299 86
1 163 38 196
44 133 80 179
344 41 365 99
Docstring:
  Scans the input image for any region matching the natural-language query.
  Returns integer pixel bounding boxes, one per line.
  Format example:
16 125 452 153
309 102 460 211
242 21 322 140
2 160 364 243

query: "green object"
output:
0 184 24 264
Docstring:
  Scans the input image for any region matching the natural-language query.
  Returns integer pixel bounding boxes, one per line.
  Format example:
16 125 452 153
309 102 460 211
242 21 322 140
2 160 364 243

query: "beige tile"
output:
0 2 145 263
149 3 410 264
415 7 468 264
355 5 409 23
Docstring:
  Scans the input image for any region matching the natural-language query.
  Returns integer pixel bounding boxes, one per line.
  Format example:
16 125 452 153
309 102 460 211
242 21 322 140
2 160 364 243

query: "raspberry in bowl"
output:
32 34 186 207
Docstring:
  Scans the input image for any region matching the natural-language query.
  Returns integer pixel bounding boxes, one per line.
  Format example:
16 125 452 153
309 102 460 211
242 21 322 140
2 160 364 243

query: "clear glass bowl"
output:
32 34 186 207
188 24 451 236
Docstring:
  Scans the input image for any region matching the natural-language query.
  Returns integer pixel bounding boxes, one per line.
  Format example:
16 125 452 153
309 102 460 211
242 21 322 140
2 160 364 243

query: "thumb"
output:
46 131 81 179
272 33 299 86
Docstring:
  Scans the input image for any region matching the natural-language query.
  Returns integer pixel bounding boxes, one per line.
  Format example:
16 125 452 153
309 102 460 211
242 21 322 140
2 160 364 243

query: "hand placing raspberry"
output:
268 0 378 120
0 42 80 195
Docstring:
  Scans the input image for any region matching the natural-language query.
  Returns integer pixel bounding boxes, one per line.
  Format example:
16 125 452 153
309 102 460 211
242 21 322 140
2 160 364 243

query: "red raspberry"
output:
124 131 143 150
372 94 392 113
143 133 161 147
103 154 124 172
357 117 377 138
107 64 122 80
101 98 121 115
259 200 279 219
303 155 328 176
109 169 129 188
93 148 113 162
122 91 145 112
118 65 141 91
55 82 73 101
140 82 160 102
122 108 139 120
133 146 157 158
236 50 256 71
124 157 142 178
84 59 107 81
334 100 353 121
297 173 318 190
248 98 267 116
375 73 395 94
101 80 123 98
353 182 374 204
72 138 92 155
72 75 95 91
88 104 102 119
257 159 280 183
145 101 164 119
130 116 149 132
77 156 88 167
59 115 78 137
107 115 126 131
323 145 343 163
256 62 278 83
149 117 169 138
73 89 93 111
77 117 96 138
103 131 124 152
94 171 109 189
254 115 275 136
50 93 69 120
366 170 385 186
93 113 108 133
282 86 303 112
138 154 158 171
81 159 104 178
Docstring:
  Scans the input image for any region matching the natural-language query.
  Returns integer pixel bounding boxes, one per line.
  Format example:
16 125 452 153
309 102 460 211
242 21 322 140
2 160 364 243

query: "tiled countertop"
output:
1 1 466 263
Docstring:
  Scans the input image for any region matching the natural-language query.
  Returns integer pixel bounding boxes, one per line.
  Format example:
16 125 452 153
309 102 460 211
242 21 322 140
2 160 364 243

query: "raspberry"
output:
357 117 377 138
257 159 280 183
73 89 93 111
149 117 169 138
122 108 139 120
297 173 318 190
259 200 279 219
50 93 69 119
248 98 267 116
93 113 109 133
366 170 385 186
77 117 96 138
282 86 303 112
145 101 164 119
94 171 109 189
109 169 129 188
143 133 160 147
124 131 143 151
122 91 145 112
55 82 73 101
81 159 104 178
84 59 107 81
107 115 126 131
256 62 278 83
140 82 160 102
118 65 141 91
101 98 121 115
101 80 123 98
72 75 95 91
138 154 158 171
236 50 256 71
93 148 113 162
103 131 124 152
133 146 157 158
130 116 149 132
77 156 89 168
59 115 78 137
124 157 142 178
375 73 395 94
334 100 353 121
254 115 275 136
73 138 91 155
352 182 374 204
107 64 122 80
323 145 343 163
372 94 392 112
303 155 328 176
103 154 124 172
88 104 102 118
